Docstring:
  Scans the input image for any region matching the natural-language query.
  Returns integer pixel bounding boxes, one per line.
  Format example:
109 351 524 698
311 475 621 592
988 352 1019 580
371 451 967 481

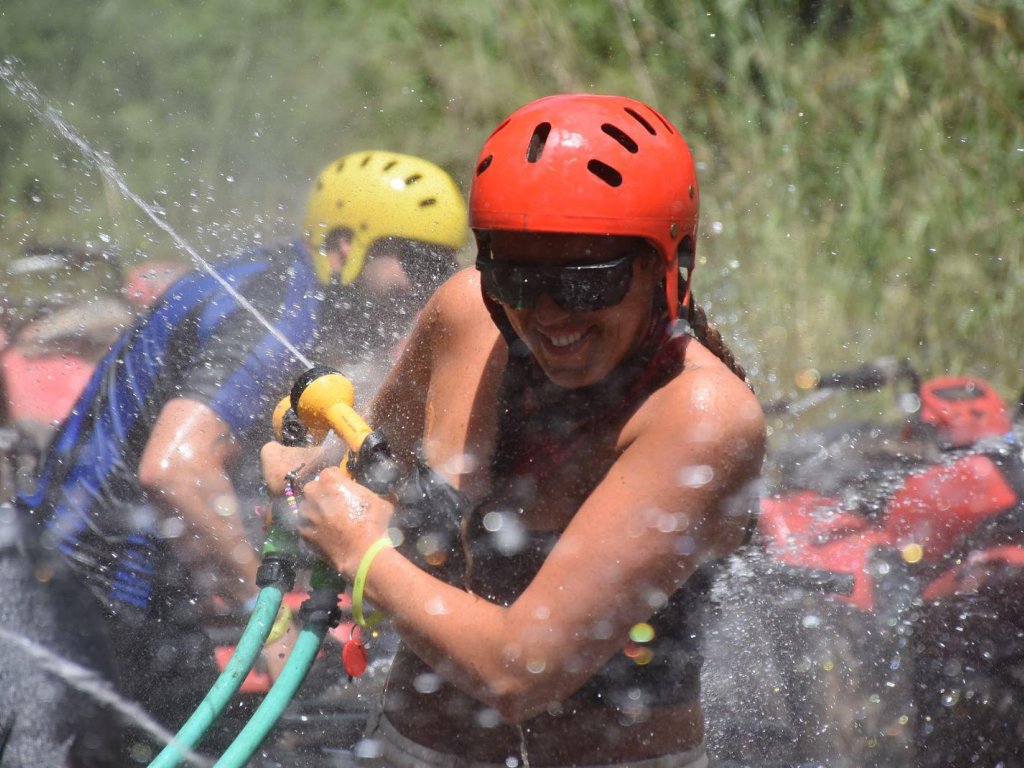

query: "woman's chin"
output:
534 358 608 389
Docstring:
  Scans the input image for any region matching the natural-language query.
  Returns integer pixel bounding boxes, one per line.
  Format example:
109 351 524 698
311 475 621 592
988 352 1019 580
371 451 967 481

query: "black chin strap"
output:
480 286 521 348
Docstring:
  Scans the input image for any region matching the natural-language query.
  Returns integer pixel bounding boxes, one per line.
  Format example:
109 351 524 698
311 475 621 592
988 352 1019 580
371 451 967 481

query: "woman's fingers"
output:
260 442 334 494
294 468 393 575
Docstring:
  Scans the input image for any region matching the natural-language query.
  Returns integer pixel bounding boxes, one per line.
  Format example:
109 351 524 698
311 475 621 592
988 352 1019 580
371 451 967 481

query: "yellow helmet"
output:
304 151 469 285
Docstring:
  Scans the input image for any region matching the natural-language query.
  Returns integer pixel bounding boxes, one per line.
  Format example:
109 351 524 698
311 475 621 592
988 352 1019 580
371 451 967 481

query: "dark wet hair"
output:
687 296 750 387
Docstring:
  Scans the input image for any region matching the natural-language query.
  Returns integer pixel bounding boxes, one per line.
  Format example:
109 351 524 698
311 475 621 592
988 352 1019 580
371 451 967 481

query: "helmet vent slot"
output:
624 108 657 136
419 198 437 208
526 122 551 163
405 173 422 185
476 155 494 175
383 160 398 171
360 154 372 167
601 123 639 153
587 160 623 187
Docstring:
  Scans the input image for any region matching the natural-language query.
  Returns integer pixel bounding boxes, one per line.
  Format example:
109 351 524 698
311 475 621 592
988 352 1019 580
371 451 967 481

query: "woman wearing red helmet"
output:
266 94 764 767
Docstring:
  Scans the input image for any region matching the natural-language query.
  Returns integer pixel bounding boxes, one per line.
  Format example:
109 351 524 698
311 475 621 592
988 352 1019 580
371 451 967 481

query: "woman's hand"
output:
297 466 395 577
259 434 345 495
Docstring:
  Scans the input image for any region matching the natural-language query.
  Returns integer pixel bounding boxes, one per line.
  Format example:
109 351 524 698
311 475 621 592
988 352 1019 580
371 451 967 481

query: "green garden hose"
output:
212 565 346 768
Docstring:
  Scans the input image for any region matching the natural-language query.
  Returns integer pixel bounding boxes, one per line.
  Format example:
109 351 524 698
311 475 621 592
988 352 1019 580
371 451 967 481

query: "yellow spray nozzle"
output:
290 366 372 452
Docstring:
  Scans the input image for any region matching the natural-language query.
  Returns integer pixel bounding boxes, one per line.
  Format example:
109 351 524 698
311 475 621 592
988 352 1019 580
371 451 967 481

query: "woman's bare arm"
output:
299 356 764 722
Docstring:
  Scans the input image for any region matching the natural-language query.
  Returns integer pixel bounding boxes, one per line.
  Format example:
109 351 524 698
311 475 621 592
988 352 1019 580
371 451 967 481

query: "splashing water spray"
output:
0 56 312 371
2 59 537 768
0 58 368 767
0 627 212 768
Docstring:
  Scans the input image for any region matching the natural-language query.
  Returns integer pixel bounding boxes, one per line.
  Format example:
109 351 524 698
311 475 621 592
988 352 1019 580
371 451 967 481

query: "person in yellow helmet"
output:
4 151 467 765
305 151 469 288
303 151 469 398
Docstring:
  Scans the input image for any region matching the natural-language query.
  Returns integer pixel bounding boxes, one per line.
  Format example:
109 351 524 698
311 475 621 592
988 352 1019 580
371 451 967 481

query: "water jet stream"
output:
0 627 212 767
0 56 313 370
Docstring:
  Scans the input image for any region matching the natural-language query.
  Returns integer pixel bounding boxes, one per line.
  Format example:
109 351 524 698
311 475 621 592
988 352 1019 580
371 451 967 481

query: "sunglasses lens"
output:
479 263 537 309
555 259 634 311
478 254 636 311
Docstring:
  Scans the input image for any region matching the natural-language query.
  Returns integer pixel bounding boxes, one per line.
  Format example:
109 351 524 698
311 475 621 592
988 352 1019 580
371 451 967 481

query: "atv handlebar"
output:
763 357 919 417
818 358 903 391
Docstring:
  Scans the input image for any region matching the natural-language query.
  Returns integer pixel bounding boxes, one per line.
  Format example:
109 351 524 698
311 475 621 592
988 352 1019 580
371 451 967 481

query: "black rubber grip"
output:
290 365 342 413
819 364 889 391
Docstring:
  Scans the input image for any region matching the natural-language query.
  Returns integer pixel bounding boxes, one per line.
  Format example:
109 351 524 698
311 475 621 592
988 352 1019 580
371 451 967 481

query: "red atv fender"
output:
882 455 1018 561
759 491 890 612
759 454 1020 612
1 344 97 428
922 545 1024 601
917 375 1012 449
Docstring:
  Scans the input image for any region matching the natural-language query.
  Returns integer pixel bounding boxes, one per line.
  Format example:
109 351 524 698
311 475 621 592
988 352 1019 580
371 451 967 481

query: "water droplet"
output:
413 672 442 694
476 709 501 728
677 465 713 488
674 536 696 556
629 623 655 643
424 596 450 616
901 543 923 564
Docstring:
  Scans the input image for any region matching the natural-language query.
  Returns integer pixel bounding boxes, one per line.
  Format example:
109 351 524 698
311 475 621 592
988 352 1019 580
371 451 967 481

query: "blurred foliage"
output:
0 0 1021 402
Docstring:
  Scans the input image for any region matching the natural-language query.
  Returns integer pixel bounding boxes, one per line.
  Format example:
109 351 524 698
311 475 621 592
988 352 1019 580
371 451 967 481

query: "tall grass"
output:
1 0 1021 401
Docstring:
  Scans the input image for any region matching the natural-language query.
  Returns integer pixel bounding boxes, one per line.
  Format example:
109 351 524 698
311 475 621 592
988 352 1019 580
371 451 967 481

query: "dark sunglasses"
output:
475 252 638 311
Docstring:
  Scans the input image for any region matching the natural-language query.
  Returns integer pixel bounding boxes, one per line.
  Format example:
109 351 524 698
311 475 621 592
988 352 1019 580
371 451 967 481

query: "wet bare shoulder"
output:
429 268 492 329
631 341 765 474
424 267 502 360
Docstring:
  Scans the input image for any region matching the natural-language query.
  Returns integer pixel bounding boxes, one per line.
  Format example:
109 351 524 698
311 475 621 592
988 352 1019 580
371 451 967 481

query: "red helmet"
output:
470 94 699 319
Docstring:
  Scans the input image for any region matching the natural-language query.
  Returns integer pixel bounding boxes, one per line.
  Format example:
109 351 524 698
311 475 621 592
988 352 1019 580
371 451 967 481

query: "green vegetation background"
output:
1 0 1021 405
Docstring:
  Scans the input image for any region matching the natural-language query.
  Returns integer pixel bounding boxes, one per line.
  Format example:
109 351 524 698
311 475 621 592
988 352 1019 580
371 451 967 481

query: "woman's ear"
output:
637 245 663 277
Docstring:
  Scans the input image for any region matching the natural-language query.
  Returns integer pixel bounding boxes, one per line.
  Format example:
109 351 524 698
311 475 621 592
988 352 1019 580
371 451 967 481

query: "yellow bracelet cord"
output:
352 536 394 628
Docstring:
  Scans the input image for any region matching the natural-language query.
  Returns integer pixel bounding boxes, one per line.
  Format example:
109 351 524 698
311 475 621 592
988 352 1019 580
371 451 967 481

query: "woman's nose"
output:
532 291 569 320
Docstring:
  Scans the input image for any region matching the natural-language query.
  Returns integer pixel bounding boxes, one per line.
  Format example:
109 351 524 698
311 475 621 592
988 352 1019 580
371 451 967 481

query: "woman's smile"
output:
543 328 587 349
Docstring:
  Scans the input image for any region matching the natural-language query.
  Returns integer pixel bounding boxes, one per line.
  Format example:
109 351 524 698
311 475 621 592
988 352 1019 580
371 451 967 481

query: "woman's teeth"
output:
549 330 584 348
